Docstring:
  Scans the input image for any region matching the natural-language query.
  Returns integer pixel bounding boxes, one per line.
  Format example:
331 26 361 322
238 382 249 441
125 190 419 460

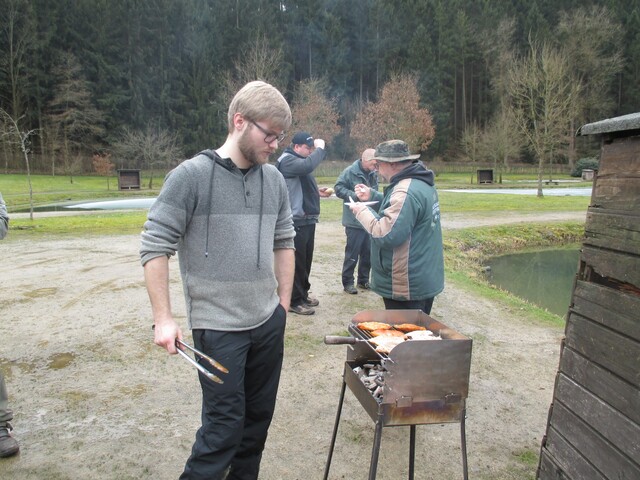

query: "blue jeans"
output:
180 304 286 480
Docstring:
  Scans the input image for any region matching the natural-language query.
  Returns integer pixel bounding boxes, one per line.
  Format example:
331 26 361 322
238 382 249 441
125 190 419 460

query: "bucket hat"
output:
373 140 420 162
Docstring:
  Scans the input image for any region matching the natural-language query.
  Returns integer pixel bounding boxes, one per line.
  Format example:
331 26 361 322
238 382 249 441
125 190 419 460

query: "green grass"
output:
9 211 148 235
439 191 590 213
3 172 588 326
0 173 162 211
442 221 584 327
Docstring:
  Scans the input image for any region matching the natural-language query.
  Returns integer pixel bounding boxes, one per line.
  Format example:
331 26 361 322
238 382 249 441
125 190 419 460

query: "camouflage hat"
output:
373 140 420 162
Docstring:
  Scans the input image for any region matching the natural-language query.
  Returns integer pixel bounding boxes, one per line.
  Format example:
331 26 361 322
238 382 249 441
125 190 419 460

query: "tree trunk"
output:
537 153 544 198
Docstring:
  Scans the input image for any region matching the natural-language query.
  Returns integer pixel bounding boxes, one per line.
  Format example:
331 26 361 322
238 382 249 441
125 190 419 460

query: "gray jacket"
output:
334 159 379 229
276 147 326 226
0 193 8 240
140 151 295 331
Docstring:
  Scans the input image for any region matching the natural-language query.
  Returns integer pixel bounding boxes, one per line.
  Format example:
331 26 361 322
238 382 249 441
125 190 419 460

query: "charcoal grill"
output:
323 310 472 480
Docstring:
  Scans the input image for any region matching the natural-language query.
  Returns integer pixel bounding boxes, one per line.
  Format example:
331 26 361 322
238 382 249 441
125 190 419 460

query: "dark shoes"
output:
357 282 371 290
0 426 19 458
304 296 320 307
289 304 315 315
344 285 358 294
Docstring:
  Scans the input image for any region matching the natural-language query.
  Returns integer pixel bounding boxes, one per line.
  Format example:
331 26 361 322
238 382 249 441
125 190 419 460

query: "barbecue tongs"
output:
175 339 229 384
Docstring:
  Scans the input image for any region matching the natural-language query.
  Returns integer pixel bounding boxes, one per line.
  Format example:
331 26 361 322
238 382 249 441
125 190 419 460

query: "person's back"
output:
348 140 444 315
369 167 444 301
276 132 327 315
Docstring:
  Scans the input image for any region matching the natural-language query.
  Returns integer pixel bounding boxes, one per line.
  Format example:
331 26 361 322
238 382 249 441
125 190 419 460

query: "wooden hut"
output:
537 113 640 479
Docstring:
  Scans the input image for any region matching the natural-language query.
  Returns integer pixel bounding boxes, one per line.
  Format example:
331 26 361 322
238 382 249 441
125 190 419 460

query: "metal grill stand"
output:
323 310 472 480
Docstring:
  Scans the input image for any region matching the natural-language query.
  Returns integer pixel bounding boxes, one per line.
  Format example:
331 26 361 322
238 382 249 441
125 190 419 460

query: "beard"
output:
238 127 268 166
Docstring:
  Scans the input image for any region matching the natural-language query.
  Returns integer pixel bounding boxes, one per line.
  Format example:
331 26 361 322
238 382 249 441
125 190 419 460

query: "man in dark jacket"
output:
277 132 329 315
334 148 378 294
349 140 444 314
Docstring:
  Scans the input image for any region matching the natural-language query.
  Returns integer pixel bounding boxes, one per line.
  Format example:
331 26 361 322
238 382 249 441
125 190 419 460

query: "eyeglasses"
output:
250 120 286 143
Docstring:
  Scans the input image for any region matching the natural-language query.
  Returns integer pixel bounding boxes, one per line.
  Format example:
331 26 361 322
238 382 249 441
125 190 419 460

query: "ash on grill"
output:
323 310 472 480
354 363 385 401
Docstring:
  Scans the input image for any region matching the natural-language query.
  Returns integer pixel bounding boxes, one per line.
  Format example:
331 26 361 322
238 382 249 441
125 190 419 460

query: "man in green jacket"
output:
334 148 378 294
348 140 444 314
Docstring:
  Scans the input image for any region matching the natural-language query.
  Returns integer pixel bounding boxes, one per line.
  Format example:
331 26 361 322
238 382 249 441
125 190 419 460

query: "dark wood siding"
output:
538 125 640 479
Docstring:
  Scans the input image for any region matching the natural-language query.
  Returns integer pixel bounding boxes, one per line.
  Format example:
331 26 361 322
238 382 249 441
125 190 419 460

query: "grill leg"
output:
461 408 469 480
408 425 416 480
323 379 347 480
368 418 383 480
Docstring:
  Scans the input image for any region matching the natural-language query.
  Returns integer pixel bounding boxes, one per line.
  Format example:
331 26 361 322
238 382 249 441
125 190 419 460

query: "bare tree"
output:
113 125 182 189
351 73 435 154
460 122 483 162
0 107 37 219
480 103 524 171
290 78 340 144
508 39 579 197
92 153 115 190
0 0 34 172
221 33 288 104
556 6 623 168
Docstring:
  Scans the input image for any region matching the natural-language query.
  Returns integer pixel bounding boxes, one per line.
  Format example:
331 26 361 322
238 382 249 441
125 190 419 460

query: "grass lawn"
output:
3 171 588 326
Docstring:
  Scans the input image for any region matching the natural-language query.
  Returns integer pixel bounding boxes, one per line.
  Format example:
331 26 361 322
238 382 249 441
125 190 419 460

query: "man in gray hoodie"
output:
141 81 295 480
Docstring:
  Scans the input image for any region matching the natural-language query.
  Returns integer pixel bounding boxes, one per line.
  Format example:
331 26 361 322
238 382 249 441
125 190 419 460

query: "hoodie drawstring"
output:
204 158 216 258
257 167 264 270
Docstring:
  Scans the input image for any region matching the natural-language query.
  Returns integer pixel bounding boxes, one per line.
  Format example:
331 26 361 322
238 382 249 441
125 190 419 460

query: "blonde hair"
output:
227 81 292 133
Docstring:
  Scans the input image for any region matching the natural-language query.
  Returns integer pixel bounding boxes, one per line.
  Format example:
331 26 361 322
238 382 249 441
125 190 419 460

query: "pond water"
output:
69 198 156 210
486 248 580 317
16 197 157 212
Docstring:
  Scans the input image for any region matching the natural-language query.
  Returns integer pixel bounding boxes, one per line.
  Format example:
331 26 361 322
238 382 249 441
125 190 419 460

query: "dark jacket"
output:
334 159 379 229
276 146 326 226
354 162 444 301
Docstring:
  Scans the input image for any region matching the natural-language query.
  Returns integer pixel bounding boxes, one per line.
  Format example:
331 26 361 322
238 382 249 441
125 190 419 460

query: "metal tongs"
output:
175 339 229 384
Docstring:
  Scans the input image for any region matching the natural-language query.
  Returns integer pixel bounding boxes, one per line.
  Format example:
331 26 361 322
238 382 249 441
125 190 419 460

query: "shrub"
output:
571 157 599 177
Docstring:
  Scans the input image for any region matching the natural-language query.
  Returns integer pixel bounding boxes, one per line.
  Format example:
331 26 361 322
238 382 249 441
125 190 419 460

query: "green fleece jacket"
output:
334 159 379 229
354 162 444 301
140 151 295 331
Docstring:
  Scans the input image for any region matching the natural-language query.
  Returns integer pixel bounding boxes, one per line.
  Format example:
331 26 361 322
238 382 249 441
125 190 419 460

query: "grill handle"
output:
324 335 358 345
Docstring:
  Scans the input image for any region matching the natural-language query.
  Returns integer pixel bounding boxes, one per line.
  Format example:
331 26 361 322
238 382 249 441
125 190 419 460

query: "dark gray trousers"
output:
341 227 371 287
383 297 435 315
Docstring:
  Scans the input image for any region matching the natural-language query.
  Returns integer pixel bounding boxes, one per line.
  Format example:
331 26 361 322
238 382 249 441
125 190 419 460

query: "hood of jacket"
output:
389 161 435 187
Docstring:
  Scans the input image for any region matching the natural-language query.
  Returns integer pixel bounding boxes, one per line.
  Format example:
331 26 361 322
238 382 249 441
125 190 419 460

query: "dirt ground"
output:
0 210 585 480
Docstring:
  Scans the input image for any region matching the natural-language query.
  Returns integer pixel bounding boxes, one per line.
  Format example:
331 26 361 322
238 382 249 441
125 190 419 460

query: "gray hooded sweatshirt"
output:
140 151 295 331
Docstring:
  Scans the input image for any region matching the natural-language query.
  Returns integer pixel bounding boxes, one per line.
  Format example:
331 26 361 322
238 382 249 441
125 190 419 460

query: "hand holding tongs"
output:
175 339 229 384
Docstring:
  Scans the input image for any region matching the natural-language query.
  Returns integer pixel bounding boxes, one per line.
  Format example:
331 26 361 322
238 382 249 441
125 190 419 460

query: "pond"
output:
486 247 581 317
15 197 157 212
